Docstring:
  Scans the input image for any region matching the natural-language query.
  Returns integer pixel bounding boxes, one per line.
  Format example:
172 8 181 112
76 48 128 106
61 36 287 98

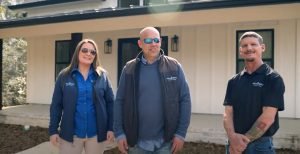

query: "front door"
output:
117 36 168 82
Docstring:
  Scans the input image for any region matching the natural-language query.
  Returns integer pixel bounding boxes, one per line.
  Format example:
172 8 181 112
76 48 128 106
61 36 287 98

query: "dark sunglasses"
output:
81 48 97 56
143 38 160 44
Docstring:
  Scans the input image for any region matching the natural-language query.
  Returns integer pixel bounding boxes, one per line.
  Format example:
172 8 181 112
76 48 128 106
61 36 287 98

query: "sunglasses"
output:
81 48 97 56
143 38 160 44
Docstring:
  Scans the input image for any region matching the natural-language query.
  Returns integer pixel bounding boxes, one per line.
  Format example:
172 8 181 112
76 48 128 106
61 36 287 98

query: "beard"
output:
245 58 255 62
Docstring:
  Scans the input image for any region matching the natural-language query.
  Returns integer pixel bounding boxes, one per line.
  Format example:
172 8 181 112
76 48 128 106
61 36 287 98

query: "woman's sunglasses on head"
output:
81 48 97 56
143 38 160 44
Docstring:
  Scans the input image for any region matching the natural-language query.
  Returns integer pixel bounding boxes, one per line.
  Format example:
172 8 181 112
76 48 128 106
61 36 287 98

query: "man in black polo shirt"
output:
223 31 285 154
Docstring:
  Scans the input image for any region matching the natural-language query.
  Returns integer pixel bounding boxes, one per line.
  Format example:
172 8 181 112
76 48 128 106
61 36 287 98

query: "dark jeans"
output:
226 137 275 154
128 142 171 154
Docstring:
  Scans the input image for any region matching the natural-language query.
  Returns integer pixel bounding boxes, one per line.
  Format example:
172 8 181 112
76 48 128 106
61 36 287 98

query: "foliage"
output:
1 0 27 106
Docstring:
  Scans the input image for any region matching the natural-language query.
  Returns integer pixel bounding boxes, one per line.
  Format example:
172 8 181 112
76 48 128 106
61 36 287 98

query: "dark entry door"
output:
117 36 168 82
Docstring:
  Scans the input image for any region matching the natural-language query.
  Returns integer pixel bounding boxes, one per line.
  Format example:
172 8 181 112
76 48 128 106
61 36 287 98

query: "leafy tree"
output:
1 0 27 106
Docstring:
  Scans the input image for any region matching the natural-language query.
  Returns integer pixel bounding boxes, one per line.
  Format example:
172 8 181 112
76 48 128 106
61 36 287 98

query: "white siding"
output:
25 19 300 117
277 20 297 117
17 3 299 118
296 19 300 118
26 35 70 104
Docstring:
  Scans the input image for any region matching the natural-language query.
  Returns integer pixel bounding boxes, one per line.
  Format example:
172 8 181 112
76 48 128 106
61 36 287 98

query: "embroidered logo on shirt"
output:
65 82 75 87
166 76 177 81
252 82 264 87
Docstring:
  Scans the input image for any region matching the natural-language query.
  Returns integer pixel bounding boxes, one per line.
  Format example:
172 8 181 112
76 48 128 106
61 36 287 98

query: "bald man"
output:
114 27 191 154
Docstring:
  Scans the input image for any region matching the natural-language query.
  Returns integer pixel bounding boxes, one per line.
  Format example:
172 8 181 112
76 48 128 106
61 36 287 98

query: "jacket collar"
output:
136 49 165 62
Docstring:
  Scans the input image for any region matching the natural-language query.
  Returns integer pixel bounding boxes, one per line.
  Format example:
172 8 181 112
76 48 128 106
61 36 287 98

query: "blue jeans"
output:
226 137 275 154
128 142 171 154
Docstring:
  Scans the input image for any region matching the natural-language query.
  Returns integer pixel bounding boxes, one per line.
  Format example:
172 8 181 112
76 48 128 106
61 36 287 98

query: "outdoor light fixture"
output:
171 35 179 52
104 39 112 54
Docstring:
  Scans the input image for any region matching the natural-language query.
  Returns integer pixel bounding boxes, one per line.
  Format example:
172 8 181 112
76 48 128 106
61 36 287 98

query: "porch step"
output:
0 104 49 128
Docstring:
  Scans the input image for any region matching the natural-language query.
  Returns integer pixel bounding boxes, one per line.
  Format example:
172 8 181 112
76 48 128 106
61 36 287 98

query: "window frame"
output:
55 40 72 79
118 0 140 7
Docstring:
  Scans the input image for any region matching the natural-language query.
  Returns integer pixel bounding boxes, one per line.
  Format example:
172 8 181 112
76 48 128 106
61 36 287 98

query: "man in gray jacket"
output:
114 27 191 154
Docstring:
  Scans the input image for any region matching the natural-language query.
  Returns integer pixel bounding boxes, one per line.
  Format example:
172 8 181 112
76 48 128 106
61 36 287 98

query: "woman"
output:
49 39 114 154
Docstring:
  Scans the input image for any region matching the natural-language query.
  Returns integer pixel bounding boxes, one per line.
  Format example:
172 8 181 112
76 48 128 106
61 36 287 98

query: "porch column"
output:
0 39 3 110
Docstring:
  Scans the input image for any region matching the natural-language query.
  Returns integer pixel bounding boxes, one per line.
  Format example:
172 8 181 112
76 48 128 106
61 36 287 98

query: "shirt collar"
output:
241 63 267 76
71 66 95 76
141 54 160 65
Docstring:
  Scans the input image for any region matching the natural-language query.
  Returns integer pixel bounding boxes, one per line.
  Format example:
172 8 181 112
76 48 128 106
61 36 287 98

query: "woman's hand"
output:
107 131 115 142
50 134 60 147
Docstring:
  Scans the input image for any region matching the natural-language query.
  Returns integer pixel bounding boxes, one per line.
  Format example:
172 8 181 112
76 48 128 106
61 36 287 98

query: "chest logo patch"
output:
252 82 264 87
65 82 75 87
166 76 177 81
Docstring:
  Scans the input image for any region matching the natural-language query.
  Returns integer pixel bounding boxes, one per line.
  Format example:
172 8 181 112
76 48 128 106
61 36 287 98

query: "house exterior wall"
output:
2 2 297 119
26 34 70 104
297 19 300 118
25 18 300 119
3 2 298 149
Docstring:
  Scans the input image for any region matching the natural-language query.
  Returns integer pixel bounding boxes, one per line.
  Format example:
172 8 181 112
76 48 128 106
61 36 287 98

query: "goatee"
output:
245 58 255 62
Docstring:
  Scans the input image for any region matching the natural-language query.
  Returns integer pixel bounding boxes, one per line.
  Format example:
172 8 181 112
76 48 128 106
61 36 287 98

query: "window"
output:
55 40 71 79
118 0 139 7
236 29 274 73
144 0 167 5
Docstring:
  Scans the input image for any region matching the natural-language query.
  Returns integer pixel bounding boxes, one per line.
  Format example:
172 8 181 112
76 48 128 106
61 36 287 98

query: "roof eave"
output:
1 0 299 29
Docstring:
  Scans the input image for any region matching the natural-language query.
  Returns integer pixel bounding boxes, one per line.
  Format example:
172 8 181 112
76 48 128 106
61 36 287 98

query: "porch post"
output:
0 39 3 110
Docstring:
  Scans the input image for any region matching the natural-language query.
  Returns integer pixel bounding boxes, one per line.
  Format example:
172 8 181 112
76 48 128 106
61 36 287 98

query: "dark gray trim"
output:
70 33 82 58
0 39 2 110
1 0 299 29
7 0 81 10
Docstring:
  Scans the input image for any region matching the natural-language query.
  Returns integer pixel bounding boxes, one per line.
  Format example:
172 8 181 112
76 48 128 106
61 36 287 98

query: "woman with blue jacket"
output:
49 39 114 154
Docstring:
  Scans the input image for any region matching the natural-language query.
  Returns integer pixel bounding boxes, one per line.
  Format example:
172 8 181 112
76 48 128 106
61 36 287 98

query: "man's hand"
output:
117 138 129 154
106 131 115 142
172 136 184 154
49 134 60 147
228 133 250 153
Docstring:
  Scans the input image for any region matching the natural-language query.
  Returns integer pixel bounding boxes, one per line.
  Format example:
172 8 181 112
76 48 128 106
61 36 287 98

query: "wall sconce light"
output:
171 35 179 52
104 39 112 54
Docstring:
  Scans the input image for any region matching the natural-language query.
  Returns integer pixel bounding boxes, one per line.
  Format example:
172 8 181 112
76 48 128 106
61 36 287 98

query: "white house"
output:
1 0 300 149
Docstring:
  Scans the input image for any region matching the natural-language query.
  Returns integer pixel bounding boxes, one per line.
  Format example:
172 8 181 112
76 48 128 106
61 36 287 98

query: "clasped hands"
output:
229 133 250 154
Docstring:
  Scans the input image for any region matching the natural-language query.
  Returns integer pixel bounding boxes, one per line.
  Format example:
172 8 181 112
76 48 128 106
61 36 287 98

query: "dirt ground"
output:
0 123 299 154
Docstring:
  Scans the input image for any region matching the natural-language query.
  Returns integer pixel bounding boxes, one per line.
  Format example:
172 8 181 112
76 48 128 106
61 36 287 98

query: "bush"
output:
2 38 27 106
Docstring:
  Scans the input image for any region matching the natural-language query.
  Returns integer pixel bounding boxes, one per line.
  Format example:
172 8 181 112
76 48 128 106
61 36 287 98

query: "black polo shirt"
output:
224 63 285 136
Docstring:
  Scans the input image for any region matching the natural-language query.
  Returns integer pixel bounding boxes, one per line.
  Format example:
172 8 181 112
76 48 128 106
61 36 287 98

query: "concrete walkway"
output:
17 142 58 154
16 141 117 154
1 104 300 153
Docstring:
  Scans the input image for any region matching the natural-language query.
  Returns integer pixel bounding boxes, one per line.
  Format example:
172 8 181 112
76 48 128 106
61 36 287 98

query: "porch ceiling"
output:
0 3 300 38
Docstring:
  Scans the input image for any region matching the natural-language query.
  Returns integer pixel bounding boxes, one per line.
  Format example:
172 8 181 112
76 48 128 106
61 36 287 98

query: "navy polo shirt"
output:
224 64 285 136
73 68 97 138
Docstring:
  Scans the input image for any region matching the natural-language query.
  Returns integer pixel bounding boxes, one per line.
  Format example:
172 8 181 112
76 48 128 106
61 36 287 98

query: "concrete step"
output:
0 104 49 128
